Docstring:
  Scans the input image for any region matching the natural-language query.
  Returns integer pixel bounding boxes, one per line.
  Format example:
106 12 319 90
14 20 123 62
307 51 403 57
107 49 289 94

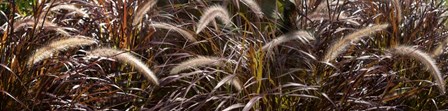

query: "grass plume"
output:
86 48 160 86
170 56 224 74
389 46 446 94
432 37 448 57
323 24 389 62
240 0 264 18
314 1 345 13
13 18 54 31
195 5 231 34
27 36 97 65
216 75 243 91
228 76 243 91
50 4 88 17
4 0 448 110
132 0 158 26
13 18 73 36
149 22 197 41
307 13 360 25
261 30 314 52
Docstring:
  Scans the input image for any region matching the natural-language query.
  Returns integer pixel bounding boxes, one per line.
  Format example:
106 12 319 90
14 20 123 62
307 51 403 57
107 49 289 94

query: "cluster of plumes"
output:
1 0 448 110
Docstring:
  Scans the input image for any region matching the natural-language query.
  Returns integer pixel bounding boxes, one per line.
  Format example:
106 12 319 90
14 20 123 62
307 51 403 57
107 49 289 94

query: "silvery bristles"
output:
132 0 158 26
196 5 231 34
50 4 89 17
323 24 389 62
86 48 160 86
261 30 315 52
13 18 75 36
389 46 446 94
149 22 197 41
27 36 98 65
240 0 264 18
432 37 448 57
170 56 224 74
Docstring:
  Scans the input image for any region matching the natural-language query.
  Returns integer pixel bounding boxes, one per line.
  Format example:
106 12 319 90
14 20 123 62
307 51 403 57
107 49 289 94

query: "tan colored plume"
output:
432 37 448 57
314 1 345 13
27 36 97 65
323 24 389 62
261 30 314 52
86 48 159 85
307 12 360 26
132 0 158 26
216 74 244 91
309 1 359 25
13 18 74 36
50 4 88 17
240 0 264 18
13 18 54 31
149 22 197 41
228 76 243 91
170 56 224 74
196 5 231 34
389 46 446 94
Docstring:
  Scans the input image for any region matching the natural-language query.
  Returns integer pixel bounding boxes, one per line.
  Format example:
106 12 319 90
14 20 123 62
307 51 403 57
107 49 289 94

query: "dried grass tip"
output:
132 0 158 26
431 37 448 57
261 30 315 52
87 48 160 86
323 24 389 62
50 4 88 17
240 0 264 18
27 36 97 65
215 75 244 91
149 22 197 41
13 18 74 36
196 5 231 34
170 56 224 74
389 45 446 94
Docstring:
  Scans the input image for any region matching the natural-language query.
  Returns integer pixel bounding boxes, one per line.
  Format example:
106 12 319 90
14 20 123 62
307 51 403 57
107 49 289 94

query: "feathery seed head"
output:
432 37 448 57
307 13 360 25
13 18 55 32
228 76 243 91
13 18 74 36
27 36 98 66
240 0 264 18
323 24 389 62
196 5 231 34
87 48 160 86
132 0 158 26
170 56 224 74
149 22 197 41
261 30 314 52
389 46 446 94
50 4 88 17
314 1 346 13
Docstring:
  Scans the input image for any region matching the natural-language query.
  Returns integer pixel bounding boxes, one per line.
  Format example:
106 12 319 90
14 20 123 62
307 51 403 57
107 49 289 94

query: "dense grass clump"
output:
1 0 448 110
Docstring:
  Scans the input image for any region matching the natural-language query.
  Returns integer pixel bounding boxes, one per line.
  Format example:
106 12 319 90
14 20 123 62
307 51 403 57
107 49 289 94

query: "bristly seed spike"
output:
87 48 160 86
